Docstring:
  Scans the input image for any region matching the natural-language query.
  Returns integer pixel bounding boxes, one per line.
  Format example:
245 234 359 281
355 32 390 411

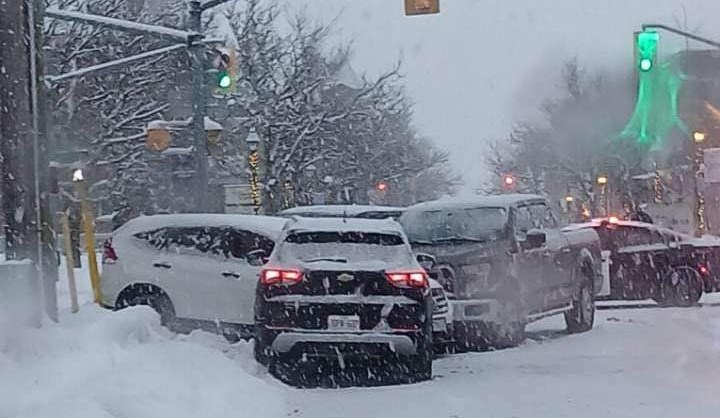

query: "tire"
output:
490 319 526 349
253 327 272 365
406 342 433 382
665 266 703 307
565 278 595 334
119 287 176 328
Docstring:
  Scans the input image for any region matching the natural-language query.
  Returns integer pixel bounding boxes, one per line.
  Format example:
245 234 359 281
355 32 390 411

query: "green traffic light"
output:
217 71 232 89
636 30 659 72
639 58 652 72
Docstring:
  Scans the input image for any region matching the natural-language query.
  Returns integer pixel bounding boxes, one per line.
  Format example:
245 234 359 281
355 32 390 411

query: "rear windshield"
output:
285 231 403 246
401 207 508 244
280 231 409 265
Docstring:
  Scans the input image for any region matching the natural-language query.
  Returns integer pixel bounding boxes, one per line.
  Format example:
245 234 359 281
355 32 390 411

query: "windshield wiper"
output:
410 239 434 245
303 257 349 263
433 235 485 243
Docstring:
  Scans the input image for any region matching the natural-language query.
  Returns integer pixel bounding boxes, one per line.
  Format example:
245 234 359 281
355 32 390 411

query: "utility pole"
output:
0 0 58 321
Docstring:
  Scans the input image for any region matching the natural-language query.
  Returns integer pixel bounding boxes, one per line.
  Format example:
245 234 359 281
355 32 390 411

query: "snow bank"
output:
0 306 285 418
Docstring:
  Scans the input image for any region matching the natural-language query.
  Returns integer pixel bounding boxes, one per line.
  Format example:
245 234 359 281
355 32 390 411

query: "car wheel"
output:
121 288 176 328
490 319 526 349
452 321 488 352
565 278 594 334
665 266 703 307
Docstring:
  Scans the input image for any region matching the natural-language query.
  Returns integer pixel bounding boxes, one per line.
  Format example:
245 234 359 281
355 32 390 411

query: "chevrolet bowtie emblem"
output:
337 273 355 282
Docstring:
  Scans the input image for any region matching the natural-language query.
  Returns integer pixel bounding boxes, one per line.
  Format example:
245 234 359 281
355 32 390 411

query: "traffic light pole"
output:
189 1 209 212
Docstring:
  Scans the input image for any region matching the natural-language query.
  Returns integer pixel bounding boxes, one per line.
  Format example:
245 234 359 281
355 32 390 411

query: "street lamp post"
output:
597 175 609 217
72 169 101 304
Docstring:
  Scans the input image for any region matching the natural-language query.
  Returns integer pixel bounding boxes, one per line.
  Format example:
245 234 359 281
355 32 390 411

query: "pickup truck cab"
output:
399 194 602 350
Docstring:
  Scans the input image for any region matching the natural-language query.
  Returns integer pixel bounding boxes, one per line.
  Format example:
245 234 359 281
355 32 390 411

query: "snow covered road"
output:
2 261 720 418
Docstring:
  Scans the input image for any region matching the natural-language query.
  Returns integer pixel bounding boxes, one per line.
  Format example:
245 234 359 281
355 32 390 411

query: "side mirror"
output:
526 229 547 249
247 249 268 266
416 253 437 272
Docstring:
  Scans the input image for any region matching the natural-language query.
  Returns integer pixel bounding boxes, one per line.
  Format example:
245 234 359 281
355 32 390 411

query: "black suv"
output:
254 217 433 385
399 194 603 350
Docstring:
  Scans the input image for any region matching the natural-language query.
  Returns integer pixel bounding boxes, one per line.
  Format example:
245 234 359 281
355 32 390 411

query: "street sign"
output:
404 0 439 16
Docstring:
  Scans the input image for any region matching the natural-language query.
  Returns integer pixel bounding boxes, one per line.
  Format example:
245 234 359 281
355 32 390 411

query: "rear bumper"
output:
270 331 418 356
450 298 501 323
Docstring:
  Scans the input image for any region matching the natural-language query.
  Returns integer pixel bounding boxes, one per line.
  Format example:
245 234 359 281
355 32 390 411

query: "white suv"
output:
101 214 286 339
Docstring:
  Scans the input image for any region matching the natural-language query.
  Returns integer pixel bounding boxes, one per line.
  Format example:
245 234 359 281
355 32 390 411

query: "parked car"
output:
563 218 720 306
100 214 287 340
277 204 404 220
254 217 433 383
399 194 603 351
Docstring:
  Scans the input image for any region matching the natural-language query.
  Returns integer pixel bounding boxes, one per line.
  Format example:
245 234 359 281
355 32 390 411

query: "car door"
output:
160 226 229 323
510 205 546 313
215 227 275 326
532 204 576 306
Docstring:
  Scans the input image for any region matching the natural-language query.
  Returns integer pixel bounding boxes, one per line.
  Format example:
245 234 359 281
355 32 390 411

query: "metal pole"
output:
61 211 79 313
75 178 101 304
642 24 720 50
190 1 208 212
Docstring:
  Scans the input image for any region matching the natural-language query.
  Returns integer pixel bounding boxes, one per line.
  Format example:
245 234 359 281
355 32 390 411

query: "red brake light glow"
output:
608 216 620 224
261 268 304 286
386 271 429 289
699 264 710 276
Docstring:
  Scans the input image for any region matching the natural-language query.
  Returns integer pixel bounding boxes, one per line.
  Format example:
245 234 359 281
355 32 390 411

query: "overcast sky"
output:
281 0 720 192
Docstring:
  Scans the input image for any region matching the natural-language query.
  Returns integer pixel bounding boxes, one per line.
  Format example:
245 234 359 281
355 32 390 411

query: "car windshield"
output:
401 207 508 244
280 231 408 265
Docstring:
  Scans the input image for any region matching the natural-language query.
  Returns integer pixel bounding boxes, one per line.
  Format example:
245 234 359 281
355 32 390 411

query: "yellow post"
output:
73 170 102 304
61 211 79 313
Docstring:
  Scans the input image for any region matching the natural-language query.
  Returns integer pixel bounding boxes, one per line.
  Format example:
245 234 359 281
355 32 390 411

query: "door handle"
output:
153 262 171 269
222 271 241 279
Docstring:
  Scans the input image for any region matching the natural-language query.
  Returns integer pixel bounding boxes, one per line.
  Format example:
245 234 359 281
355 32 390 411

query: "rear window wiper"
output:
302 257 349 263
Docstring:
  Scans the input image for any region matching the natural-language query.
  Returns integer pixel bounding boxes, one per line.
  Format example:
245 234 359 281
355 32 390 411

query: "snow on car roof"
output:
118 214 288 238
278 204 404 217
404 194 545 213
283 216 405 235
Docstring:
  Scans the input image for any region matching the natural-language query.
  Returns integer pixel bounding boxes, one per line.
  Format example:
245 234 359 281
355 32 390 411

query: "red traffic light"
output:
502 174 516 190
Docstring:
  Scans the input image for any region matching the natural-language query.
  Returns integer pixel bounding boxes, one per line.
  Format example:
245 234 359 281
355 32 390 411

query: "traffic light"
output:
636 30 659 72
404 0 439 16
501 173 516 191
214 47 236 92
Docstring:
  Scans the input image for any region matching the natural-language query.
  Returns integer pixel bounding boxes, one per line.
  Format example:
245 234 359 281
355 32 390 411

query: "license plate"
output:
433 318 447 333
327 315 361 331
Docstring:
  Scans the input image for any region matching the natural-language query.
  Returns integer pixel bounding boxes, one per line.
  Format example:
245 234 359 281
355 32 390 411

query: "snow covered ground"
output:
2 258 720 418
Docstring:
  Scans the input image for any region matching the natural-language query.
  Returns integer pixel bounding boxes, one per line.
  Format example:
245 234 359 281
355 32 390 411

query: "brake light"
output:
386 271 429 289
261 268 303 286
699 264 710 276
608 216 620 224
102 238 118 264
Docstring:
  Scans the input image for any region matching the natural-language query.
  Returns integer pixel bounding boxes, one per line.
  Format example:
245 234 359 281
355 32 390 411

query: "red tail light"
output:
386 271 429 289
699 264 710 276
102 238 118 264
261 268 303 286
